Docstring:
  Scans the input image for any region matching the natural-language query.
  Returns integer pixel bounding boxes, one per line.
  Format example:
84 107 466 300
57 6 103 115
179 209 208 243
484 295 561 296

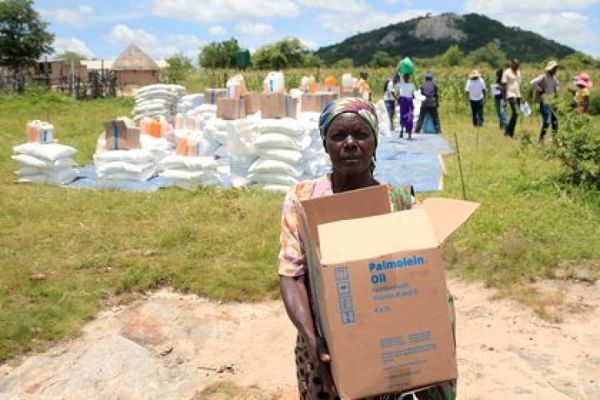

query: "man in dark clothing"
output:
415 72 441 133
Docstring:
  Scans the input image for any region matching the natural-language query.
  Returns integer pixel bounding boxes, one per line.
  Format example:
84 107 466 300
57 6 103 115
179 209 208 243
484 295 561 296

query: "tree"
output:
560 52 594 69
440 45 463 66
164 53 193 83
0 0 54 90
54 50 86 64
333 58 354 68
466 42 507 69
370 50 393 68
199 38 240 69
251 38 316 69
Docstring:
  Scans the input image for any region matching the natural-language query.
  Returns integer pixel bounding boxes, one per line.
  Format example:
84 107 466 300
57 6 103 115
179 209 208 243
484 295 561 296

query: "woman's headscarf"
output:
318 97 379 146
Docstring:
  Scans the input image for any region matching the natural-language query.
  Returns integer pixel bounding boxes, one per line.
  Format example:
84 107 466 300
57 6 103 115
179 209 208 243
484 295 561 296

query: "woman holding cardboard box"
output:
279 97 456 400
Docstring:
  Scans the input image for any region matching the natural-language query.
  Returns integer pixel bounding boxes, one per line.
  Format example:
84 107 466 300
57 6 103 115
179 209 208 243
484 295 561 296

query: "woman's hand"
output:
306 335 337 395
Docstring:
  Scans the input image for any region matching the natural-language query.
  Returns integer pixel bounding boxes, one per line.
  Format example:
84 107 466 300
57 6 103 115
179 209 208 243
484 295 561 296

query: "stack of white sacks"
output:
249 118 311 192
158 154 219 190
94 149 157 182
176 94 204 114
12 143 79 185
133 84 186 122
297 113 331 179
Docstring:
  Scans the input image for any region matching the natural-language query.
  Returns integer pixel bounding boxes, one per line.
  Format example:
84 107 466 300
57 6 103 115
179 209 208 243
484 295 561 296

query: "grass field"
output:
0 78 599 362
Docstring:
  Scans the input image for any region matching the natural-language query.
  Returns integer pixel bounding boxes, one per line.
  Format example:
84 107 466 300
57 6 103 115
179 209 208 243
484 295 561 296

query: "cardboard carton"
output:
226 74 248 99
104 119 141 150
295 186 479 399
204 88 226 105
217 98 246 120
340 88 360 98
260 93 297 119
301 92 339 113
175 136 188 155
241 92 261 115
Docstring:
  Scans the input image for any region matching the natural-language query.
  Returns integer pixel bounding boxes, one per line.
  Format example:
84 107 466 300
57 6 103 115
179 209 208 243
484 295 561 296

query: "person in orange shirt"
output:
355 71 371 101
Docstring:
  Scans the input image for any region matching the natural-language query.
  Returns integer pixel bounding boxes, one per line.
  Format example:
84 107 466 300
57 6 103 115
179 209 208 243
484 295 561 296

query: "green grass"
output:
0 84 599 361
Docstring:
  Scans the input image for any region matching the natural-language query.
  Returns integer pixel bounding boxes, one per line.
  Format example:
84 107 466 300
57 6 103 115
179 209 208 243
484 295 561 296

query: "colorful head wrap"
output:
318 97 379 146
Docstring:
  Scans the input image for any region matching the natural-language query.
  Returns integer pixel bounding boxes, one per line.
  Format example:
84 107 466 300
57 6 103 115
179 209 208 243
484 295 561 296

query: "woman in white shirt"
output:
465 70 486 127
395 73 416 139
491 68 508 131
383 74 398 129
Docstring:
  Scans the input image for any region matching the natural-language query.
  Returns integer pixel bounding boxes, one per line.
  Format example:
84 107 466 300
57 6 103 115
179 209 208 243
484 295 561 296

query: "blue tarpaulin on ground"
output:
59 135 453 194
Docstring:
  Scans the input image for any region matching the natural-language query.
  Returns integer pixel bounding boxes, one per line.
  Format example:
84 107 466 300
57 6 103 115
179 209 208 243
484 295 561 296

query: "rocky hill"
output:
316 13 575 65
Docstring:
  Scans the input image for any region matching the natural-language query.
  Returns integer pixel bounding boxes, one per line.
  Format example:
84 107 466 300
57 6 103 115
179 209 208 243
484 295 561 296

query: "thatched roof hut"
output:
112 44 160 85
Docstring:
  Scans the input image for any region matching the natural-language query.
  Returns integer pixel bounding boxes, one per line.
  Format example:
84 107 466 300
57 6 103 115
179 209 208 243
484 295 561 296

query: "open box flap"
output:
318 209 439 265
422 198 480 244
299 185 391 255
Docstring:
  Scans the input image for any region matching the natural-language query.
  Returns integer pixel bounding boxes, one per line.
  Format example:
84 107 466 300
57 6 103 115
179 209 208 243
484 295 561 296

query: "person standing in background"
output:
569 73 593 114
383 74 398 129
415 71 441 133
531 60 560 144
355 71 371 101
465 70 486 127
395 73 416 139
491 69 508 131
501 59 521 138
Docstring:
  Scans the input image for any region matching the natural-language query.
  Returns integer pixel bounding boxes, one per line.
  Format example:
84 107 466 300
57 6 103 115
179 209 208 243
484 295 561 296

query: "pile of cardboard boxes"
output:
212 72 359 120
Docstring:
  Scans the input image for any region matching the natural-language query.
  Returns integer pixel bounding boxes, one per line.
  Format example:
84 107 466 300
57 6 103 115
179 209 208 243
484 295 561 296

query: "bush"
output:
547 104 600 188
589 90 600 116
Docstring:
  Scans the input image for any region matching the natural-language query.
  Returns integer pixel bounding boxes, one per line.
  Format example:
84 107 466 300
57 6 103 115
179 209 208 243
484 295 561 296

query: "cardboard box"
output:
175 136 188 155
104 119 141 150
340 88 360 98
295 186 479 399
241 91 261 115
204 88 226 105
317 84 341 95
260 93 297 119
301 92 339 113
217 98 246 120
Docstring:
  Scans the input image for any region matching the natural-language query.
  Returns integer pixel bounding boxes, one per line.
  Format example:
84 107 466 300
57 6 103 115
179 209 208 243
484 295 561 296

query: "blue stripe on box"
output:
112 121 119 150
284 96 289 117
269 79 273 93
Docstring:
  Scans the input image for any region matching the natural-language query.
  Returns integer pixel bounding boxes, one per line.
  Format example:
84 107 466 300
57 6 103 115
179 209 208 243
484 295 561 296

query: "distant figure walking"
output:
383 75 398 128
491 69 508 131
570 73 593 114
415 71 441 133
501 59 522 138
395 73 416 139
355 71 371 101
531 60 560 144
466 70 486 127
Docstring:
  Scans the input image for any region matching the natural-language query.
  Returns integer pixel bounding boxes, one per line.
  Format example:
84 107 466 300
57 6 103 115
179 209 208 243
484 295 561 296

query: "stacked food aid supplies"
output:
95 118 157 182
133 84 186 122
158 154 219 190
12 121 79 185
249 118 310 192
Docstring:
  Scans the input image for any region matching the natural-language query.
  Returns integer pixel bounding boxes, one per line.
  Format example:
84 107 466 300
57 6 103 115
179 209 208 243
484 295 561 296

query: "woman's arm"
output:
280 276 337 394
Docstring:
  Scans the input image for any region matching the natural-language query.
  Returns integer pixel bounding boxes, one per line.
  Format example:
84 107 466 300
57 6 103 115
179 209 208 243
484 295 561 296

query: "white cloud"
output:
105 24 202 59
52 37 95 57
209 25 227 37
464 0 600 55
319 9 432 37
40 4 93 27
234 23 274 36
150 0 298 23
298 0 365 12
299 38 319 51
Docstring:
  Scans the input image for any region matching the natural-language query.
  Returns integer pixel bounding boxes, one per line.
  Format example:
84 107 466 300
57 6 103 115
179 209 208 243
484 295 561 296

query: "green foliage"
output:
440 45 464 66
251 38 317 70
163 53 194 83
199 38 240 69
0 0 54 70
333 58 354 68
370 50 394 68
589 90 600 116
466 42 507 69
560 52 595 70
546 104 600 188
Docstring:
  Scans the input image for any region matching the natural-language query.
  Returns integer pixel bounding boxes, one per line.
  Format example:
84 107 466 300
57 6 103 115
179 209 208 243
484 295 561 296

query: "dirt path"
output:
1 277 599 400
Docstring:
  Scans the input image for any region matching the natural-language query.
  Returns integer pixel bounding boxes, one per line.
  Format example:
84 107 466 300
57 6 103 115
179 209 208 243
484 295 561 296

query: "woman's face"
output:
325 113 375 176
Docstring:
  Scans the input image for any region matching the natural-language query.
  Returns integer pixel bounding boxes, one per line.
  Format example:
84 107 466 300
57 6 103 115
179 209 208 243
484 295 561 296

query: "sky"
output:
35 0 600 61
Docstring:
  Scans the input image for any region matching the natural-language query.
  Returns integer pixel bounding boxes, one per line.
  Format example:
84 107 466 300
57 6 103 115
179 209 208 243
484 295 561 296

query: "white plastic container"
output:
342 73 354 90
263 72 285 93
